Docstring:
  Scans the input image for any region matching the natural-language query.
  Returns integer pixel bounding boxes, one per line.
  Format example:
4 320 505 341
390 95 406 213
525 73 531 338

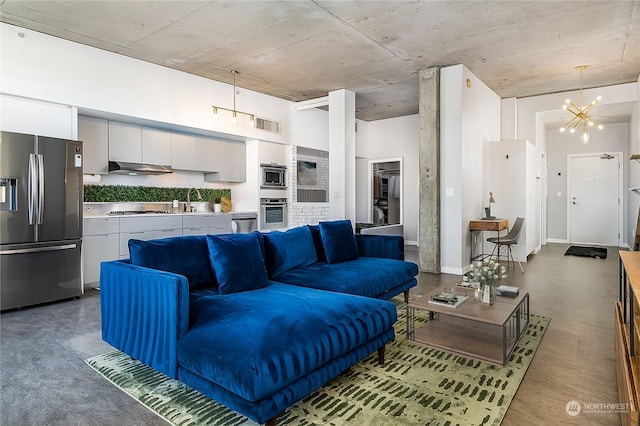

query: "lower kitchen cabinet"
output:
84 233 119 286
83 214 231 286
182 214 232 236
83 217 120 288
119 216 183 258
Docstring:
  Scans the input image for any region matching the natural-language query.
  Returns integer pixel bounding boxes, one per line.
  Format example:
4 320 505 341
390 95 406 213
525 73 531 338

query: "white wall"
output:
546 122 629 243
288 108 329 151
441 65 501 274
490 139 538 262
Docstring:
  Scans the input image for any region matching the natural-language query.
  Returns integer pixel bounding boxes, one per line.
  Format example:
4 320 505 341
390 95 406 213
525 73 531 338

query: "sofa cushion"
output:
272 257 419 298
319 219 359 264
307 225 326 262
263 226 318 277
128 236 215 290
206 233 268 294
178 283 397 402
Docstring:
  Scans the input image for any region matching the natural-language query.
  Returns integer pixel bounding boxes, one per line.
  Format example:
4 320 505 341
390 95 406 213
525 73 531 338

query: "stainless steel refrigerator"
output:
0 131 83 310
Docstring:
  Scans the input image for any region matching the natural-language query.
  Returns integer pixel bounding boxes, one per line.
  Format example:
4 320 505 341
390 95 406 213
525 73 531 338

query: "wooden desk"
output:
469 219 509 262
469 219 509 232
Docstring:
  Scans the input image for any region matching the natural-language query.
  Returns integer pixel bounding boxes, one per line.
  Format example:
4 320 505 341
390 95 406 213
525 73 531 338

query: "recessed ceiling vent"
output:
255 117 281 134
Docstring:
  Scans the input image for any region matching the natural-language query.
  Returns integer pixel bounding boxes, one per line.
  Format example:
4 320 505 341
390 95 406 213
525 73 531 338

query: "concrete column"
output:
418 68 440 273
328 89 356 223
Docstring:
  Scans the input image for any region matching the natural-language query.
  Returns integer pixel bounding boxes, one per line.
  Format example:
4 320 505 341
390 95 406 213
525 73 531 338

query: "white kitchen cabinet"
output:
83 217 120 287
171 134 220 172
108 121 142 162
196 136 220 172
142 127 172 166
259 141 288 166
182 214 231 235
171 132 197 170
204 141 246 183
78 116 109 174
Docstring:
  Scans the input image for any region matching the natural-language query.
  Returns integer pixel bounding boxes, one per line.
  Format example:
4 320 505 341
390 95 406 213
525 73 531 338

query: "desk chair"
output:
488 217 525 272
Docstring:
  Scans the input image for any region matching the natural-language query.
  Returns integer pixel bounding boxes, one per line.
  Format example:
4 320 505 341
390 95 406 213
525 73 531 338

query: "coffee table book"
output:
496 285 519 297
428 294 468 308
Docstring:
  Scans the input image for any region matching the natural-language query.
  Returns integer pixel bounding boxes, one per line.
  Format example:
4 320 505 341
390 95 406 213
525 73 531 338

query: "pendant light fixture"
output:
212 70 255 127
559 66 603 144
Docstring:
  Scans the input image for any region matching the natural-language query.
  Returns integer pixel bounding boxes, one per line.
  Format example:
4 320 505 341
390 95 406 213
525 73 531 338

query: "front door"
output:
568 153 620 246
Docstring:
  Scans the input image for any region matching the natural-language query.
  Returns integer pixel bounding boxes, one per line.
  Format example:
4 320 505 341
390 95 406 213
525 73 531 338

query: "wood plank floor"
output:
406 243 620 425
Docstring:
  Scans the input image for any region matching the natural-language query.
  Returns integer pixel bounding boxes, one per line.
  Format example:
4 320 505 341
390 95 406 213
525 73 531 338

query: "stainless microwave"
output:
261 163 287 189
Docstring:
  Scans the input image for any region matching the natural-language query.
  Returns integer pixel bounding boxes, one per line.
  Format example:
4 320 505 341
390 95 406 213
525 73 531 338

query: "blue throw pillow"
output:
206 233 268 294
307 225 326 262
263 226 318 277
319 219 359 264
129 236 216 290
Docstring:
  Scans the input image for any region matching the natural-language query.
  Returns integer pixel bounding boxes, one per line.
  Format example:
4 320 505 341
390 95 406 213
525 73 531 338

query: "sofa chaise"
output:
100 220 418 424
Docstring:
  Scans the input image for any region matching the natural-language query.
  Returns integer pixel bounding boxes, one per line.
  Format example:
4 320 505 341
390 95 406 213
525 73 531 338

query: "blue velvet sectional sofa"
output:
100 219 418 424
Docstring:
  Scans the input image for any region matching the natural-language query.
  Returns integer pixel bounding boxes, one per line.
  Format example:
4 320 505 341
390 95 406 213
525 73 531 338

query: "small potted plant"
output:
210 197 222 213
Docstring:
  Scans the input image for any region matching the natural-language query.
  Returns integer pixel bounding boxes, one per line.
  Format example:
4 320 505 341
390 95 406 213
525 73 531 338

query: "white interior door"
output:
568 153 620 246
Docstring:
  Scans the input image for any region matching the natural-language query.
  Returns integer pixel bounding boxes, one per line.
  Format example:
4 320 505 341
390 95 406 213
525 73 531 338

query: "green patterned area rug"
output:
85 299 550 425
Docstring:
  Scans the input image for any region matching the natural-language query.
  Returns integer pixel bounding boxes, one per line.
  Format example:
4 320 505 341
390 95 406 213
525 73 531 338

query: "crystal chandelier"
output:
212 71 255 127
559 66 603 144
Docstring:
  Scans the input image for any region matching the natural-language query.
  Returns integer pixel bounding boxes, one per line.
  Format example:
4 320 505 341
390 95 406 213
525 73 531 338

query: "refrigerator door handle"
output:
37 154 45 225
0 243 77 255
28 153 37 225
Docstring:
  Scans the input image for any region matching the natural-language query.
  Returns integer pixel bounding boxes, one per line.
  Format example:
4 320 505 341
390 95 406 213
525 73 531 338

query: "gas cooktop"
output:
108 210 170 215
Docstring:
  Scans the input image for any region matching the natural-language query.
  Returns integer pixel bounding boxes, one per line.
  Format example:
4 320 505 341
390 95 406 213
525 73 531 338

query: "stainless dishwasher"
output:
231 212 258 233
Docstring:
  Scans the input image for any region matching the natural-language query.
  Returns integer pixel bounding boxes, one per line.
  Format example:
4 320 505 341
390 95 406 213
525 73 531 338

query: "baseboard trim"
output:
547 238 569 244
440 266 463 275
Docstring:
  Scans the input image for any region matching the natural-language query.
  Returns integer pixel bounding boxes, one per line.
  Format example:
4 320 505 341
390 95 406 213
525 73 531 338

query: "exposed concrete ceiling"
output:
1 1 639 122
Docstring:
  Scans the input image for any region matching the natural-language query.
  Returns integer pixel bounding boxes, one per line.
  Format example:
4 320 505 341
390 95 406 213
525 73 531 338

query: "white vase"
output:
214 203 222 213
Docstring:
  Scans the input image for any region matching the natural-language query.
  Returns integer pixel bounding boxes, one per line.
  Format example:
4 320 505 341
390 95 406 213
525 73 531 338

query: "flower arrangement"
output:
469 259 507 287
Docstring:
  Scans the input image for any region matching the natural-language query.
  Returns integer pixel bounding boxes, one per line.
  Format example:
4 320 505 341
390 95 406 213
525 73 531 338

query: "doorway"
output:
567 153 621 246
368 158 403 225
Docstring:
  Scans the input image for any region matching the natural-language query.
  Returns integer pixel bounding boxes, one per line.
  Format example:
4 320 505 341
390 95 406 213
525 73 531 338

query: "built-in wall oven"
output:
260 198 288 230
260 164 287 189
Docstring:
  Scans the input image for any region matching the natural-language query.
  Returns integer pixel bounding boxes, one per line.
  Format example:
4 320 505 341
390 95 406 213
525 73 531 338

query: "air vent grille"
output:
297 189 327 203
255 117 281 134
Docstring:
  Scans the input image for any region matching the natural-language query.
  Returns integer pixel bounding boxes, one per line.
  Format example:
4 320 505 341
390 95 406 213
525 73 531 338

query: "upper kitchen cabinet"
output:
171 133 220 172
109 121 171 166
141 127 171 166
196 136 220 172
259 141 288 166
108 121 142 163
78 116 108 174
205 141 246 183
171 132 197 170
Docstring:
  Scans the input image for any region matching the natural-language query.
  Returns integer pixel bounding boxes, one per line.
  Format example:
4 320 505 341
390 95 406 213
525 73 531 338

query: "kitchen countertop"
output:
83 202 255 219
84 211 256 219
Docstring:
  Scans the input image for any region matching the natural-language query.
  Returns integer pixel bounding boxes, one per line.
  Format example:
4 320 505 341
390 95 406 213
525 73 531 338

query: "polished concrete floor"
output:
0 243 620 425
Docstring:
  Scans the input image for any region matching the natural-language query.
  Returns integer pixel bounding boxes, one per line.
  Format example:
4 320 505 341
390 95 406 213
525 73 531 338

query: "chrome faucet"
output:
187 188 202 212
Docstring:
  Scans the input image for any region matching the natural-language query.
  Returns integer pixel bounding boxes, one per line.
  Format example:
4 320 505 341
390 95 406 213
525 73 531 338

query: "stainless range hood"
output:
108 161 172 175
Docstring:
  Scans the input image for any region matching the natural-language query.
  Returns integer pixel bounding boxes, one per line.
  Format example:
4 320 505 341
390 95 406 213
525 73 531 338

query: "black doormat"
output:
564 246 608 259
